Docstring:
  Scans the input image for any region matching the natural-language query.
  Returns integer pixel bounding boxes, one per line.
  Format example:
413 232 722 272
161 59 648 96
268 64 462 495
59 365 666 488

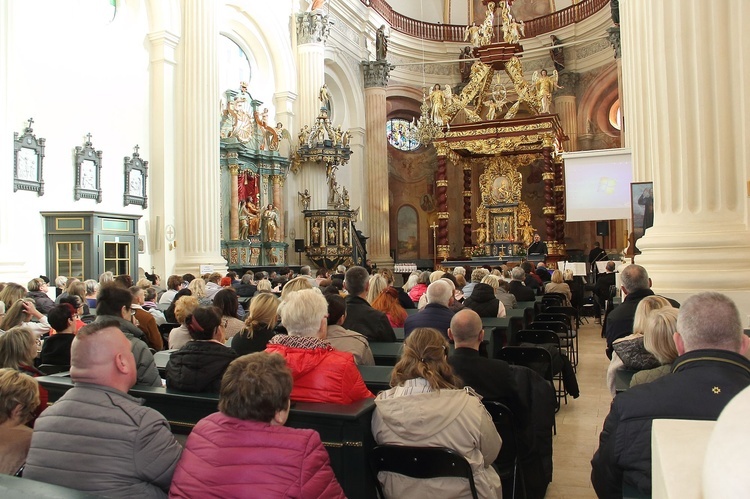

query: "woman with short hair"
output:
168 294 199 350
544 269 572 306
0 368 40 475
371 328 502 498
165 306 238 393
41 304 78 366
169 353 345 498
0 327 48 421
26 278 55 314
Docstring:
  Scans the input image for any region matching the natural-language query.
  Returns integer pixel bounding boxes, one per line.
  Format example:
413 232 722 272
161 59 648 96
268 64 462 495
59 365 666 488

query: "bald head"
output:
71 320 137 392
449 309 484 348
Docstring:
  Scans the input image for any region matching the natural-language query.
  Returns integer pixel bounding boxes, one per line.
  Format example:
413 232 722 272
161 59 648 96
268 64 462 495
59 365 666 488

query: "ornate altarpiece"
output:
219 84 290 268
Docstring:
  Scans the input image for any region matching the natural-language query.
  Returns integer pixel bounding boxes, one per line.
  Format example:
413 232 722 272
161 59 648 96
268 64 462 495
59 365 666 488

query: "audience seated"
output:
367 274 388 305
26 278 55 315
629 307 679 388
234 273 257 297
0 368 40 475
404 280 456 338
342 266 396 343
164 288 192 324
482 274 517 310
448 310 527 422
166 306 238 393
24 320 182 497
232 293 281 356
522 261 543 294
212 288 245 341
508 267 536 302
379 268 415 310
604 264 679 358
266 289 372 404
188 278 211 306
204 273 223 302
41 304 77 366
544 270 572 306
93 285 161 387
279 276 313 300
591 292 750 497
371 287 407 328
462 268 489 300
406 270 430 303
463 282 507 318
170 353 344 497
1 299 50 338
168 296 199 350
325 294 374 366
0 327 48 421
536 262 552 283
371 327 502 498
143 287 166 325
0 283 27 316
129 286 163 351
159 275 183 305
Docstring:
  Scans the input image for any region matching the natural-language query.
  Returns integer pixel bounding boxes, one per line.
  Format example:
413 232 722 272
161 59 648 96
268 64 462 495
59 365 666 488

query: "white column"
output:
147 29 179 278
174 0 226 275
622 0 750 313
362 61 393 267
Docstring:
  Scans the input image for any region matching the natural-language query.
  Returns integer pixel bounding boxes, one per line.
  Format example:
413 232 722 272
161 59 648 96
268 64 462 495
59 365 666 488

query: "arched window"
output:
218 35 251 95
609 99 622 131
386 118 420 152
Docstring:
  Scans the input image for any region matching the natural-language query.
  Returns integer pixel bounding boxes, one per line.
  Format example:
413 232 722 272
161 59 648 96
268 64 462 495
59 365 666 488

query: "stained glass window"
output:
386 118 420 151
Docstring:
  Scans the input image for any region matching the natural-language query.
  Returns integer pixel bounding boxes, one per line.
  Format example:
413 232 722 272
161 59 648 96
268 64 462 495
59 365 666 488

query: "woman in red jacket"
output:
169 352 345 498
266 288 373 404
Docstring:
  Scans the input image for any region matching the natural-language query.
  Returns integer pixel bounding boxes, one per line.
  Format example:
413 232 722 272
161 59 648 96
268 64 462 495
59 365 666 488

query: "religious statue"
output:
333 125 343 146
311 221 321 246
532 69 562 114
459 46 474 83
550 35 565 71
319 84 331 112
298 125 310 146
500 1 524 44
477 2 495 46
375 25 388 61
239 198 260 239
473 226 488 245
341 186 350 208
327 221 337 245
464 23 481 47
428 84 446 125
341 130 351 148
261 204 279 242
443 84 455 107
227 95 253 143
342 224 350 245
518 220 535 246
298 189 311 210
309 0 327 11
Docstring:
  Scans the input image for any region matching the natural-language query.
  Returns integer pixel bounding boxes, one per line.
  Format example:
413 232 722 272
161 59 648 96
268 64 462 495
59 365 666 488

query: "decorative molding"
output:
436 179 448 187
607 26 621 59
556 71 579 97
296 12 331 45
361 60 395 88
575 38 611 60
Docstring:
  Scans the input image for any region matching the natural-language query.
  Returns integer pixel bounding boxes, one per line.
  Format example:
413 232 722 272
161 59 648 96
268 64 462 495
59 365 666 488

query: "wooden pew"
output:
358 365 392 394
370 342 403 366
37 375 377 499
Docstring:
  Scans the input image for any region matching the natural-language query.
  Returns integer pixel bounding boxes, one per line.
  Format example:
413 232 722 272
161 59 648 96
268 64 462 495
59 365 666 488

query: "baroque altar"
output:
219 83 291 268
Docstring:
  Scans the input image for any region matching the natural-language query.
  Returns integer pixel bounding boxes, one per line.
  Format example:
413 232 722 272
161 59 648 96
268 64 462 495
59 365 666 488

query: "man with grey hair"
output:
266 289 372 404
592 292 750 497
462 267 490 299
342 266 395 343
403 279 455 338
298 265 318 288
604 264 679 357
235 273 257 297
508 266 535 302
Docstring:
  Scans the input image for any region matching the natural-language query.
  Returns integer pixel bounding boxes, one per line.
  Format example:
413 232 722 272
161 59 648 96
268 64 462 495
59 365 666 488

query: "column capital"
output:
296 12 331 45
607 26 621 59
555 71 579 97
228 164 239 175
361 60 395 88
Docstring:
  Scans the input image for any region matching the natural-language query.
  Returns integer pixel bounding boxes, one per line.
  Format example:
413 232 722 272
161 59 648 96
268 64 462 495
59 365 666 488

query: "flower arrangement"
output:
471 245 486 257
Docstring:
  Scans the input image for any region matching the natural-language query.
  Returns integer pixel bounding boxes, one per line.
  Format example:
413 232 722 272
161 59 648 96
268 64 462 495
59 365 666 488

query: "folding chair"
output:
532 316 577 368
499 346 559 430
544 306 580 366
370 445 479 499
483 401 526 499
516 330 567 406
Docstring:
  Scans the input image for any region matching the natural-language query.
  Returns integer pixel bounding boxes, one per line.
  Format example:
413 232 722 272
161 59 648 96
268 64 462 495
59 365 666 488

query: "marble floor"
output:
545 319 611 498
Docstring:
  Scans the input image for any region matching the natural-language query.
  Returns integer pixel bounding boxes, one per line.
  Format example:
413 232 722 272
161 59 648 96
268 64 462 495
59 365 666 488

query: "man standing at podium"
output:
527 233 548 256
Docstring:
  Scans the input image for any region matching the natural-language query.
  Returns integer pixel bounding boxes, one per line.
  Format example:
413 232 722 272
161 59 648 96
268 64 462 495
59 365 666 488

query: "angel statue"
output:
477 2 495 46
428 84 446 125
270 122 291 152
443 84 455 107
464 22 481 48
532 69 562 114
484 97 499 121
319 83 331 112
473 226 488 245
298 189 311 211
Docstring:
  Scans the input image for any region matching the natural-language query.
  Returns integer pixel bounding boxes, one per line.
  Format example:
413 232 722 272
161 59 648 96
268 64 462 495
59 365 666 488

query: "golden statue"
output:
532 69 562 114
428 84 446 125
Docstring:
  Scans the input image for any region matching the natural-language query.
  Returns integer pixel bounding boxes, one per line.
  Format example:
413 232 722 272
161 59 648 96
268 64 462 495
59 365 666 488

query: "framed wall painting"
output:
74 133 103 202
124 144 148 208
13 118 45 195
631 181 653 242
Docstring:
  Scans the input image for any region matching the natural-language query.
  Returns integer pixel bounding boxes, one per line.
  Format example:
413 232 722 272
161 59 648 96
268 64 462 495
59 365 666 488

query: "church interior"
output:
3 0 750 495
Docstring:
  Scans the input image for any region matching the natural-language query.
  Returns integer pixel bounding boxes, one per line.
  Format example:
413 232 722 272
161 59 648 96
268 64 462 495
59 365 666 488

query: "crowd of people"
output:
0 260 747 497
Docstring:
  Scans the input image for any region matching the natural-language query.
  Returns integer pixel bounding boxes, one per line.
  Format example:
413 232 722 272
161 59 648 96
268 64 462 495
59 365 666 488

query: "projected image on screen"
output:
563 149 632 222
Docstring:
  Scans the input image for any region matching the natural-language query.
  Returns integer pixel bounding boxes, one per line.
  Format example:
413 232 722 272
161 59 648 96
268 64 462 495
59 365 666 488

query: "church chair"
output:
369 445 479 499
515 330 566 406
499 346 559 421
483 401 526 499
38 364 70 375
529 319 576 368
543 306 580 366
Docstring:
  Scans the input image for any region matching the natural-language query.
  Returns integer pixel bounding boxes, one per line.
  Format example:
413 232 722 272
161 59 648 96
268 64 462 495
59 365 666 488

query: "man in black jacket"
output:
342 266 396 342
508 266 536 303
591 292 750 498
604 264 679 357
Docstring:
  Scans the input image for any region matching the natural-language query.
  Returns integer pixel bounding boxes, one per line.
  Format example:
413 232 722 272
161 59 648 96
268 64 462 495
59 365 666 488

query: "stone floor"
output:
545 319 611 498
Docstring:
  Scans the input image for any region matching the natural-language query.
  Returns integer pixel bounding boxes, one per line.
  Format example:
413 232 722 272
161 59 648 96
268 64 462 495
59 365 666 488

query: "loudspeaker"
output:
294 239 305 252
596 221 609 236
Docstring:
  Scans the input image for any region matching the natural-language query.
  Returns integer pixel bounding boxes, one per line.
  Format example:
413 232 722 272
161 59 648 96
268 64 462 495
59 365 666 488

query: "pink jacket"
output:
169 412 345 498
407 283 428 303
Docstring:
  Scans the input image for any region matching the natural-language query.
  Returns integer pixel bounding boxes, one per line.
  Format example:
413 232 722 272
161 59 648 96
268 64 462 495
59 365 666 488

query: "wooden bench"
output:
37 375 377 499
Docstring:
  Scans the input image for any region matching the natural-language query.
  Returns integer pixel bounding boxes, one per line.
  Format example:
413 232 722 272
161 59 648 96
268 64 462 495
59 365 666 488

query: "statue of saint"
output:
429 84 446 125
464 23 481 48
532 69 562 114
239 199 260 239
550 35 565 71
375 25 388 61
319 84 331 112
327 221 337 245
262 204 279 242
459 46 474 83
298 189 311 211
343 225 350 245
311 222 321 246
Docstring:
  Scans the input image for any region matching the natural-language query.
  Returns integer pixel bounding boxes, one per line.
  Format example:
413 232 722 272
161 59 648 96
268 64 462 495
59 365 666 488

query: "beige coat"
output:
371 380 503 498
326 324 375 366
544 281 571 306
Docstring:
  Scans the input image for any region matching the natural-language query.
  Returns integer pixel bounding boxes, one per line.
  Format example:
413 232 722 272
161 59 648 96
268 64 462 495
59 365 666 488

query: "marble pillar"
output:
174 0 226 275
555 72 579 151
622 0 750 313
296 12 330 212
147 29 179 276
362 60 394 267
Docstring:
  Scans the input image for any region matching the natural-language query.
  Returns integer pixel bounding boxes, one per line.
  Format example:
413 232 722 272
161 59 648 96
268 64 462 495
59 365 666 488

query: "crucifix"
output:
430 221 438 270
27 117 34 129
133 144 140 155
85 132 92 144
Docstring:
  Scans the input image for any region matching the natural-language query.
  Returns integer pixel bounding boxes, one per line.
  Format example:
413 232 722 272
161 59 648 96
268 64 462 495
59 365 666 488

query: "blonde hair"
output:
135 278 152 290
391 328 462 390
175 296 200 324
481 274 500 290
244 293 280 339
0 327 37 369
643 307 679 365
367 274 388 304
256 279 272 292
633 296 671 336
280 276 312 301
0 298 34 331
551 270 564 284
0 368 40 425
429 271 445 283
188 278 206 299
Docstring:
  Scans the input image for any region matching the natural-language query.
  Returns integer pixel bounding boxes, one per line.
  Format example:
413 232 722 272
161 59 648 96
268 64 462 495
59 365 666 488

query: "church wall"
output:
2 0 153 281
